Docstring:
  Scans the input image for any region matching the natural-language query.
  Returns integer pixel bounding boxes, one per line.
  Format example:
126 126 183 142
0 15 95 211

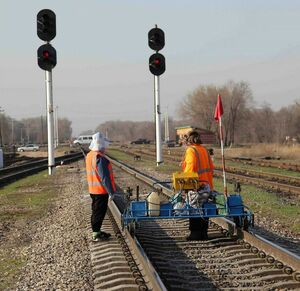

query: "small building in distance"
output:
175 125 216 145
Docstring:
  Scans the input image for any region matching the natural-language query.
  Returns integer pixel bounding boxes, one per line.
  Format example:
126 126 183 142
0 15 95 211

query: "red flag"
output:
214 94 224 122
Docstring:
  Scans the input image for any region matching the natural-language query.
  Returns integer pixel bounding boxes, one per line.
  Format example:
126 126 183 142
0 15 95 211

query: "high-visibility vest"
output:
86 151 116 194
181 144 214 189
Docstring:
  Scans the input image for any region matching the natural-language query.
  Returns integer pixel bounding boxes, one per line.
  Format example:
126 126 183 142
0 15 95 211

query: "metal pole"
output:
45 70 55 175
219 117 227 196
154 75 163 166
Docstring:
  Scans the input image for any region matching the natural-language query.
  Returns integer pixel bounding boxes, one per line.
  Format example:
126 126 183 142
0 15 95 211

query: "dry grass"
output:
215 143 300 162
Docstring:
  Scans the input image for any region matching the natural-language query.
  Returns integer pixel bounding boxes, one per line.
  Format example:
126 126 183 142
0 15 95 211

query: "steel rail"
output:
109 198 168 291
228 157 300 172
213 170 300 196
215 165 300 185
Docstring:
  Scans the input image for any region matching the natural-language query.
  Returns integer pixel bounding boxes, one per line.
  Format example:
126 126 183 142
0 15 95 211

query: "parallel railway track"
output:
228 157 300 173
154 146 300 173
0 152 83 186
117 147 300 196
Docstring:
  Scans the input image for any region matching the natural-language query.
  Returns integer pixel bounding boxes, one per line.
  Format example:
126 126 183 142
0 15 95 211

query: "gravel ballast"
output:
15 166 93 290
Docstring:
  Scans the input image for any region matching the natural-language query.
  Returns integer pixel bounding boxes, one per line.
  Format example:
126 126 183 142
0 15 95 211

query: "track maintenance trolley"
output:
122 172 254 233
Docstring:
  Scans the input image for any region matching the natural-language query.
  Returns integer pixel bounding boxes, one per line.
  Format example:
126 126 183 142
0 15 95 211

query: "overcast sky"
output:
1 0 300 136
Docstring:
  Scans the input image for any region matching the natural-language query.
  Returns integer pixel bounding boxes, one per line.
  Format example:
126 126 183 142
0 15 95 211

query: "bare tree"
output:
225 81 253 145
178 81 253 145
58 118 72 142
179 85 223 131
95 120 158 142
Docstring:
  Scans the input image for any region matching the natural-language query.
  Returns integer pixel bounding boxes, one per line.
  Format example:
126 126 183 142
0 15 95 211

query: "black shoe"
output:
92 231 111 242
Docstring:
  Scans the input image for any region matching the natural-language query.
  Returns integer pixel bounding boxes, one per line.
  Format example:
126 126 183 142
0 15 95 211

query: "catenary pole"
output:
45 70 55 175
154 75 163 166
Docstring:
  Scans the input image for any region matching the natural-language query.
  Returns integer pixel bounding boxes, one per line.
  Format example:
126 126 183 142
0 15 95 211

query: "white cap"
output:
89 132 109 152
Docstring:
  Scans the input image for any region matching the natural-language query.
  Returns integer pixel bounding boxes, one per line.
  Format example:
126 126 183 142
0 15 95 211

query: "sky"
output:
1 0 300 136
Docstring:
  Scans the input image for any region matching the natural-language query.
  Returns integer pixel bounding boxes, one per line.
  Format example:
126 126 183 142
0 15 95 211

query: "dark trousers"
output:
189 217 209 234
90 194 109 232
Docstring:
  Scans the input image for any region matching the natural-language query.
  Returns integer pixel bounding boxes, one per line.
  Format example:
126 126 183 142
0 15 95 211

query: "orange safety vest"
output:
181 144 214 189
86 150 116 194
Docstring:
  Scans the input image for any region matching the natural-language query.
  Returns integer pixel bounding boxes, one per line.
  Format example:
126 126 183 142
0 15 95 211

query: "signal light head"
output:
37 9 56 41
37 44 57 71
148 27 165 51
149 53 165 76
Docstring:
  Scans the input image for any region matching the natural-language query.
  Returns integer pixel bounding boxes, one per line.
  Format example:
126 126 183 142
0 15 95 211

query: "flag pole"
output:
218 116 228 197
214 94 227 197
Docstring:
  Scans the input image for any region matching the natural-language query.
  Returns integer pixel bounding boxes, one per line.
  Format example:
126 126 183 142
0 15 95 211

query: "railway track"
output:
2 152 300 289
0 152 83 186
116 147 300 196
215 165 300 187
228 157 300 173
95 155 300 290
128 145 300 173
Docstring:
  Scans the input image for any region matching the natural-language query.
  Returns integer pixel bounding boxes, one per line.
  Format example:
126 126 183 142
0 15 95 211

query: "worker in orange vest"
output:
181 131 214 240
86 132 116 241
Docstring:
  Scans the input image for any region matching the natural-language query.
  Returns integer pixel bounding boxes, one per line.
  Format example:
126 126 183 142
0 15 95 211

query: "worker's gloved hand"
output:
109 193 114 201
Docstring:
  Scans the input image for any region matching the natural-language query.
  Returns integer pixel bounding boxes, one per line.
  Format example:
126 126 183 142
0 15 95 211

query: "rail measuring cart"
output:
122 172 254 235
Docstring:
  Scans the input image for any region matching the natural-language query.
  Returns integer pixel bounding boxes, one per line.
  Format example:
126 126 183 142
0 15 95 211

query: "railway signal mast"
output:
148 26 166 166
37 9 57 175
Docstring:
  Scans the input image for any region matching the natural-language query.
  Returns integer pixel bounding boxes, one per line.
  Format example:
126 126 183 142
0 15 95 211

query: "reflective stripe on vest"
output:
190 146 213 175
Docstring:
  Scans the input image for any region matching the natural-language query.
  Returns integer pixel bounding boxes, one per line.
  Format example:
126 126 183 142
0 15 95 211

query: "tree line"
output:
95 119 180 143
179 80 300 145
94 81 300 145
2 80 298 147
0 114 72 147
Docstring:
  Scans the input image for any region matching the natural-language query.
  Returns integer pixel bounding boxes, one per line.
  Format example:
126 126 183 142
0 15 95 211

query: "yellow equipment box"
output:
172 172 200 190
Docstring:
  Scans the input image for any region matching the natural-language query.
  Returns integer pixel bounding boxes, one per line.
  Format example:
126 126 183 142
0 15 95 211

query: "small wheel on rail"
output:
128 221 136 237
233 217 241 228
242 216 249 231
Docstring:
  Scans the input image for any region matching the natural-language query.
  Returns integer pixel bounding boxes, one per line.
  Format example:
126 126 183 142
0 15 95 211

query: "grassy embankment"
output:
0 170 63 290
216 143 300 161
108 148 300 234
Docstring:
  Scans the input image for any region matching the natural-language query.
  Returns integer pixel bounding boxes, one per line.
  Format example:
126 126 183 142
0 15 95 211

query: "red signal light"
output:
154 59 160 65
43 50 50 58
37 44 57 71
